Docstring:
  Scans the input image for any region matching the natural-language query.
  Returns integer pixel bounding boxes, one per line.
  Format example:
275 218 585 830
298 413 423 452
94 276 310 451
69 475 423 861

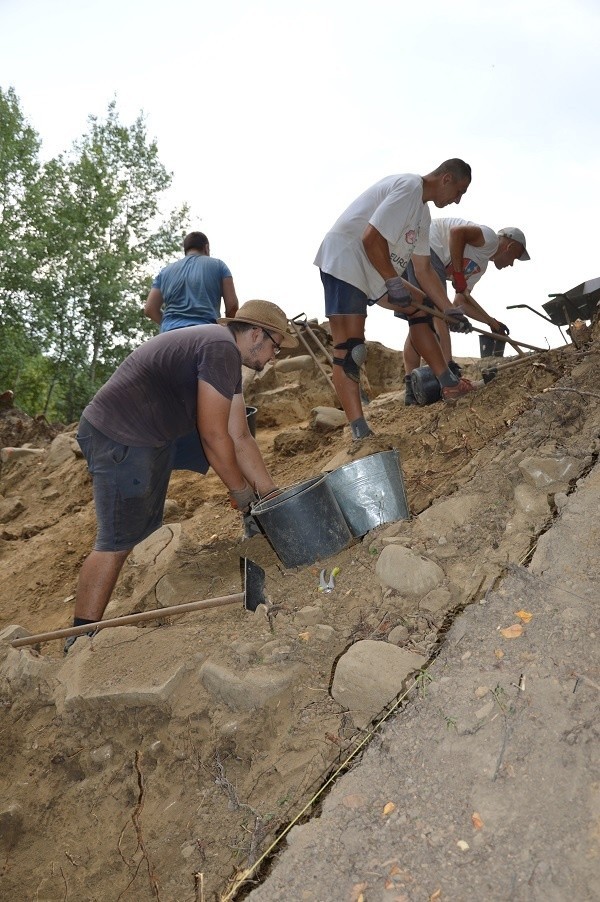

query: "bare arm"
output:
448 224 485 274
362 224 398 280
460 291 504 331
228 394 277 497
221 277 239 319
197 383 277 498
196 381 248 492
144 287 164 326
412 254 454 313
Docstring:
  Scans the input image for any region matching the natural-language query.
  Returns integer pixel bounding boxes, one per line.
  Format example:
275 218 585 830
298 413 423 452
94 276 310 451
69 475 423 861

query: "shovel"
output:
10 558 267 649
388 277 547 354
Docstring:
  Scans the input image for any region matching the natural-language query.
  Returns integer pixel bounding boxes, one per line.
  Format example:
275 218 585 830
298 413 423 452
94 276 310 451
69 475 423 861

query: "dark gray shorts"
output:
77 417 208 552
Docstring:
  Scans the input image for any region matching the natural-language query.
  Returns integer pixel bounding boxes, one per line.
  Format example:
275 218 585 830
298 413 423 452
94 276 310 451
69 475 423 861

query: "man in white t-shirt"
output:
314 159 474 439
402 219 529 403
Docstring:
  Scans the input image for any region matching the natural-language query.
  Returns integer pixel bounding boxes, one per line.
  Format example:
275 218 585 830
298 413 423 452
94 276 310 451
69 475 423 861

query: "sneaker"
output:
441 377 476 401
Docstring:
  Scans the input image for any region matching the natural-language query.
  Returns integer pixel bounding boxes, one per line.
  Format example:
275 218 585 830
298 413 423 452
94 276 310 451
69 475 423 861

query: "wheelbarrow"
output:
507 276 600 344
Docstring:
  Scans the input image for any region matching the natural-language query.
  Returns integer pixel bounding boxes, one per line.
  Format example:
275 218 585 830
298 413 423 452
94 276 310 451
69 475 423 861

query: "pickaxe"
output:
10 558 267 649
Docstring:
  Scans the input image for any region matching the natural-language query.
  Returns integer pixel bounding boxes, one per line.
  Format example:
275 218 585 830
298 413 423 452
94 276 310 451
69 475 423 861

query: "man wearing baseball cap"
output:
402 218 530 403
67 300 297 645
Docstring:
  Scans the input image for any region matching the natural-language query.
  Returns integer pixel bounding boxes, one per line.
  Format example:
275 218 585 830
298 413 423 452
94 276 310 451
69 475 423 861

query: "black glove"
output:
494 321 510 335
384 276 412 307
446 308 473 333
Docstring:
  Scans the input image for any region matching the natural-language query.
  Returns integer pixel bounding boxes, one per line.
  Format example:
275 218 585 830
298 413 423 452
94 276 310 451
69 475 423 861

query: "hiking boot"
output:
404 375 417 406
441 377 476 401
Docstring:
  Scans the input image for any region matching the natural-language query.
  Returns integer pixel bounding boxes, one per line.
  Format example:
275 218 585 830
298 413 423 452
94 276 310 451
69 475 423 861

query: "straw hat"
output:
219 300 298 348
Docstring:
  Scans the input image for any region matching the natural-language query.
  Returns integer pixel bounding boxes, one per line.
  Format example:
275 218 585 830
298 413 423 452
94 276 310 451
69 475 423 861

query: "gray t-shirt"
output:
83 325 242 446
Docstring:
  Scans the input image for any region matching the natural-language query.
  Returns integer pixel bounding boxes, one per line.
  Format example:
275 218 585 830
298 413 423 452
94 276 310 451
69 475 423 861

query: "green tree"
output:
0 87 43 398
28 100 188 420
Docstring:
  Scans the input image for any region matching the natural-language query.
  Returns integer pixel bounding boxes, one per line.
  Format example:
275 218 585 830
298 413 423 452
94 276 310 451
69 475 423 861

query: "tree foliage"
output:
0 91 189 422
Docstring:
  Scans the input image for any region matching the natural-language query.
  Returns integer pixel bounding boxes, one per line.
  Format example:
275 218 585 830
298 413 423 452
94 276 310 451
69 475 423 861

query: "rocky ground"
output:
0 319 599 901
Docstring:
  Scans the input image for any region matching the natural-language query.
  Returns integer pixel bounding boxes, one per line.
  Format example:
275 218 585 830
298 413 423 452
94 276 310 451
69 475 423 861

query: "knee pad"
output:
333 338 367 383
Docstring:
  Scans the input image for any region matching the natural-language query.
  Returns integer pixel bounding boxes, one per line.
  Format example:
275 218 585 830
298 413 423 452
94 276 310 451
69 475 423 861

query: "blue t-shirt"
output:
152 254 232 331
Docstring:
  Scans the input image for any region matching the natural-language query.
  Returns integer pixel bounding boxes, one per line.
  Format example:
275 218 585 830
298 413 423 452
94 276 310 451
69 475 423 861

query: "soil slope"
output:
1 322 599 901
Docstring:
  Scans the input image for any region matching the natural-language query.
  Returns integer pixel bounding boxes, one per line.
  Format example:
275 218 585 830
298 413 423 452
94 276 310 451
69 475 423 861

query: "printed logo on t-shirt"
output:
405 230 417 245
445 258 481 277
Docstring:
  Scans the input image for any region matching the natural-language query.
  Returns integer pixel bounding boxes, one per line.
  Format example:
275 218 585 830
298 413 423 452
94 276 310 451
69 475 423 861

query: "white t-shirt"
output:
429 217 499 290
314 174 430 301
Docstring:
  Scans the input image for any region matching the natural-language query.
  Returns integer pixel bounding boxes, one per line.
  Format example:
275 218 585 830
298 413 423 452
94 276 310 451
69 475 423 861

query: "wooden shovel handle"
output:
10 592 245 648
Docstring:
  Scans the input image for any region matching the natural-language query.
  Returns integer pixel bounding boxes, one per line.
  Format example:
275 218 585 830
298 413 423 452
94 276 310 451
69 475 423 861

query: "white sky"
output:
1 0 599 356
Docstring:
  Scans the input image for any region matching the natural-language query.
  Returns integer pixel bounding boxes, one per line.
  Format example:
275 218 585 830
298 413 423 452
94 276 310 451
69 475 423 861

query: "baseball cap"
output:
497 227 530 261
219 299 298 348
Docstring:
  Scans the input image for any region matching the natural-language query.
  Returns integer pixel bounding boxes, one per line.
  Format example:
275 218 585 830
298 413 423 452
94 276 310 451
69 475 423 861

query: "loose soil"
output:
1 324 599 902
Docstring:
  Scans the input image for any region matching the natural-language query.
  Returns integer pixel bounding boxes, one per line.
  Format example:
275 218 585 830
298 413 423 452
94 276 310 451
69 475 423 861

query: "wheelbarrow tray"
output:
542 277 600 326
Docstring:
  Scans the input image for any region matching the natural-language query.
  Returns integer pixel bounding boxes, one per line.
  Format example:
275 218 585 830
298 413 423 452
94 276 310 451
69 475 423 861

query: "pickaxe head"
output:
240 557 267 612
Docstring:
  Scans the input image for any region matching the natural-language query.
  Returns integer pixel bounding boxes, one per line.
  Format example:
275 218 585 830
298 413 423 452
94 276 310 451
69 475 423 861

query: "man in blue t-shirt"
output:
144 231 239 331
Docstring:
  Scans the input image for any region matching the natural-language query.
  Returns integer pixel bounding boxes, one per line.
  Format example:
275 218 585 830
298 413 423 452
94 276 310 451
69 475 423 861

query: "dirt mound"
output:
0 403 63 451
1 328 599 901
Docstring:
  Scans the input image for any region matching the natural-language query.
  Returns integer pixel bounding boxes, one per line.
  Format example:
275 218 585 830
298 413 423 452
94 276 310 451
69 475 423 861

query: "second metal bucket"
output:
410 366 441 405
251 477 353 569
325 450 410 537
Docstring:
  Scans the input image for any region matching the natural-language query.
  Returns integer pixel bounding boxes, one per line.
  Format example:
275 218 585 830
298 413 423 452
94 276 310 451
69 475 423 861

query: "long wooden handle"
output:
396 276 547 353
10 592 245 648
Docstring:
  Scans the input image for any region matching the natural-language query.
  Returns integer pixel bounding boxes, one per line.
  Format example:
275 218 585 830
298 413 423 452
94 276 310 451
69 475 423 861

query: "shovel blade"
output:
241 557 266 612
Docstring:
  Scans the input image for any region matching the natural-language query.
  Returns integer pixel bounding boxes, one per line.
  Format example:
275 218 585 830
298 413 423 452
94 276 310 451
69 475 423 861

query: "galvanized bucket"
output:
325 450 410 537
251 476 353 569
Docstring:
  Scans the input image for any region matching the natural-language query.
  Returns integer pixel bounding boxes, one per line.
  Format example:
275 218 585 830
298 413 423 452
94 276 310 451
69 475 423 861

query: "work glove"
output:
384 276 412 307
451 270 468 293
492 321 510 335
446 308 473 333
229 485 256 515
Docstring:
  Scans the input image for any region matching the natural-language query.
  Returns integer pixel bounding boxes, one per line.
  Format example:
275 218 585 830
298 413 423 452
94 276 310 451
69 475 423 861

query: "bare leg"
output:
434 319 452 363
407 323 448 377
403 333 421 374
329 313 367 424
74 549 131 622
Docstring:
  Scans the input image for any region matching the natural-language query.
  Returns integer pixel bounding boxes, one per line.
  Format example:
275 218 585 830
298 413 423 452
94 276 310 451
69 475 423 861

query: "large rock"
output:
518 455 585 490
376 544 445 596
331 640 427 727
44 433 81 471
416 494 482 540
200 661 306 712
54 626 198 714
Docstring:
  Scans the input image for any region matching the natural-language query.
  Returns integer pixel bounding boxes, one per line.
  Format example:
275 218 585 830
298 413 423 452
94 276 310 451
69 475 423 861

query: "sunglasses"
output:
261 327 281 355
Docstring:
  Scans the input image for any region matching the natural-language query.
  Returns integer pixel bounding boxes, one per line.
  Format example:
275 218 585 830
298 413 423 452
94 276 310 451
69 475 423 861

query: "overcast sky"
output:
2 0 599 356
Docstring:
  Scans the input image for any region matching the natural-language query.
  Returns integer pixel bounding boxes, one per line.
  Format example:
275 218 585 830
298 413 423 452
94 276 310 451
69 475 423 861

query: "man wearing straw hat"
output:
67 300 296 648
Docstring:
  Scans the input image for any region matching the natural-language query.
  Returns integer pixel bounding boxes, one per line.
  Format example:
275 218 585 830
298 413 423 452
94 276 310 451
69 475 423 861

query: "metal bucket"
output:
251 477 353 569
325 450 409 537
410 366 441 405
479 335 506 358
